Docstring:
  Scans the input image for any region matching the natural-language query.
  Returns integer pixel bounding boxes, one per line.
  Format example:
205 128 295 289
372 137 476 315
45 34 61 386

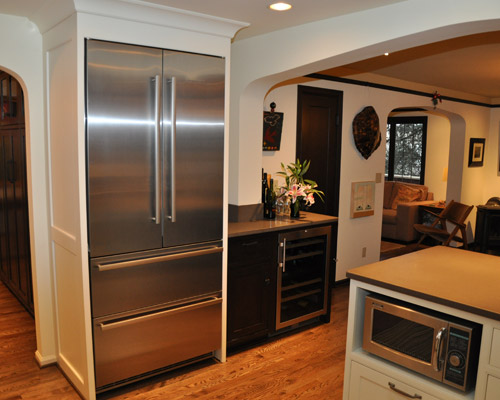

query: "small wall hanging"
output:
352 106 381 160
263 102 283 151
468 138 485 167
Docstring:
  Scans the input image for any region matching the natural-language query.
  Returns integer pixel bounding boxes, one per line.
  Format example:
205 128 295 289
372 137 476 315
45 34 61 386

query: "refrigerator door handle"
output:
153 74 161 224
98 296 222 331
168 76 177 222
95 246 223 272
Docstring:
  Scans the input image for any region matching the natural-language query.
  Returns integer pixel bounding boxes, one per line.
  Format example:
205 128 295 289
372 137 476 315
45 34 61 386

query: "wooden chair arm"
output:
421 208 442 218
446 218 466 228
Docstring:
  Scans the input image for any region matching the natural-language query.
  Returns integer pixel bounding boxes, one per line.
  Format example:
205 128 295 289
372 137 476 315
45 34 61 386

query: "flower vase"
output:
290 199 301 218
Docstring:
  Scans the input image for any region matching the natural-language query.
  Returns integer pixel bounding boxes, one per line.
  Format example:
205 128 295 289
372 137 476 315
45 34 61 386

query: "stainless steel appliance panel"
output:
162 51 224 247
93 296 222 390
90 245 222 318
86 40 163 257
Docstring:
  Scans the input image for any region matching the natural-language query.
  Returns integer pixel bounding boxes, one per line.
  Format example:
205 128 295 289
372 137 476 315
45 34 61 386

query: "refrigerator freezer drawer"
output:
90 246 222 318
93 296 222 390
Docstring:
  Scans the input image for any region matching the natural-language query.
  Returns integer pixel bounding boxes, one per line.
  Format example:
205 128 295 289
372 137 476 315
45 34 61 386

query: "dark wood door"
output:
0 72 33 314
296 86 342 217
296 86 342 286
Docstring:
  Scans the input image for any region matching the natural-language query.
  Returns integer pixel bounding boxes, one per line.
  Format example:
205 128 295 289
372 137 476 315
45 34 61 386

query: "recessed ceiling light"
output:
269 2 292 11
384 52 390 56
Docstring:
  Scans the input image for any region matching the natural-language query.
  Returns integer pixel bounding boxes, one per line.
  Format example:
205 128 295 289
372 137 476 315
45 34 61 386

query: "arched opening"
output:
381 105 467 246
0 70 33 314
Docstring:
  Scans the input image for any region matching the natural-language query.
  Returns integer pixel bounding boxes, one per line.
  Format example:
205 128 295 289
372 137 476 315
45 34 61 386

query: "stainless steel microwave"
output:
363 294 482 391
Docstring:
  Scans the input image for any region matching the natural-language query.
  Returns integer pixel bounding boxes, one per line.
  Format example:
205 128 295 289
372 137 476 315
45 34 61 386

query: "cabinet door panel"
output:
227 260 273 345
349 362 441 400
485 375 500 400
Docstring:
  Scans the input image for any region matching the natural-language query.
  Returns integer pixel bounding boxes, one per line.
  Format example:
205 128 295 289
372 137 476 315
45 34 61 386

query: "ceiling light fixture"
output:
384 52 390 56
269 2 292 11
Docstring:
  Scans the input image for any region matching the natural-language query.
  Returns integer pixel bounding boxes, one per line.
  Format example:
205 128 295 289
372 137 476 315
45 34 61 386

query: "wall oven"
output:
363 294 481 392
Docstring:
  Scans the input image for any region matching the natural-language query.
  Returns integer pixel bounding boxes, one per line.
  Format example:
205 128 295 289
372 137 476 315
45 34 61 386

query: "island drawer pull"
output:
388 382 422 399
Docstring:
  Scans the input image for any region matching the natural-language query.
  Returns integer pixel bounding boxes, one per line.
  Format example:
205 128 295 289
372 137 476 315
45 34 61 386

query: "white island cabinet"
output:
342 246 500 400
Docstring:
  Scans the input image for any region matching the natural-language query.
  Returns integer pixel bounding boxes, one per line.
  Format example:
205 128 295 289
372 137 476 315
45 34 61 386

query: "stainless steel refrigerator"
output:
85 39 225 391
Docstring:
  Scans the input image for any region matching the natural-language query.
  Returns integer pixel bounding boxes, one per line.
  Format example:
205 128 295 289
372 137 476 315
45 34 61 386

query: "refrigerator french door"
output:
86 39 225 391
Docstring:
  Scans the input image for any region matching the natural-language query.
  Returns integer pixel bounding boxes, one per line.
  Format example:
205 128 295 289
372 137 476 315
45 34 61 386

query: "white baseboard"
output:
35 350 57 367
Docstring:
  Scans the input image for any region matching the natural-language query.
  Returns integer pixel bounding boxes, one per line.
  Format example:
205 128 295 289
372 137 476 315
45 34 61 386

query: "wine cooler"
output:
276 225 331 330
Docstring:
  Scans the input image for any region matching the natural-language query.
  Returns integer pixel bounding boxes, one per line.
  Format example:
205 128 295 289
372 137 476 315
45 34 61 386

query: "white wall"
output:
486 108 500 200
230 0 500 207
263 78 496 280
0 13 56 365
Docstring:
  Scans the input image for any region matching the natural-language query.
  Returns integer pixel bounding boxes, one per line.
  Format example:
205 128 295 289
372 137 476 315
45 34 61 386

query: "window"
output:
385 116 428 184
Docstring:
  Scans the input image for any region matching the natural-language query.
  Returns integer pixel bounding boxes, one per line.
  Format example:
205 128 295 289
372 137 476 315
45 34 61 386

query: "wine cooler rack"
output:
276 225 330 330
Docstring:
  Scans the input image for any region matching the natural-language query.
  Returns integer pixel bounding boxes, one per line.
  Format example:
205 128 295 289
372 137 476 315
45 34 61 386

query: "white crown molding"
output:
32 0 249 38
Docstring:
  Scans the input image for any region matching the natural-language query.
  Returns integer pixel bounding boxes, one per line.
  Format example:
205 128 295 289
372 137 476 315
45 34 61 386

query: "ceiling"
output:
1 0 499 100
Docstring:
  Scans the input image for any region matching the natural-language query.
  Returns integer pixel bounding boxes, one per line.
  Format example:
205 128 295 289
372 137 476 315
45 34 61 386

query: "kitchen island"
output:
343 246 500 400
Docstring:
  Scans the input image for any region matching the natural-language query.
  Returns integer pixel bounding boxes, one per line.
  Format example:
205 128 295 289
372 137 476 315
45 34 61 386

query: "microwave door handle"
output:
433 327 447 371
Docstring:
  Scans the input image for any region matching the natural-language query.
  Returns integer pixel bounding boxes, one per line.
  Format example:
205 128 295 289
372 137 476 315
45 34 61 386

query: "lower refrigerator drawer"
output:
93 296 222 390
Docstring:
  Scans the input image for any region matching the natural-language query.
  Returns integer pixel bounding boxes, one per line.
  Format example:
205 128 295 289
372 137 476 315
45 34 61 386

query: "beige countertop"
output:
228 211 338 238
347 246 500 321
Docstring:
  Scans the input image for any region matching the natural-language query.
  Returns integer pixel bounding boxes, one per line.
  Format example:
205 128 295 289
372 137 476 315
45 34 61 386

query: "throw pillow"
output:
390 183 422 209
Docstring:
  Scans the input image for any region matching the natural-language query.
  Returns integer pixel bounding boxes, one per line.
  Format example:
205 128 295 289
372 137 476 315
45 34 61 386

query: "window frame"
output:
386 116 428 185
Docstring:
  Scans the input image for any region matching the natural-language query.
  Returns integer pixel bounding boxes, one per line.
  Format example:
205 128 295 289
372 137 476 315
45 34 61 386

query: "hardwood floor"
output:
1 281 349 399
0 281 80 400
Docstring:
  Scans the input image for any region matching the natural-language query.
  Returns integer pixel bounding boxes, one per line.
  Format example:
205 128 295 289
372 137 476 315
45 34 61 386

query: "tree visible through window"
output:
385 116 427 184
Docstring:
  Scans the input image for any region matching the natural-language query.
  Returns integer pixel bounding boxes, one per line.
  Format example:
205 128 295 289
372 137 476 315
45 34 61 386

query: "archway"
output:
387 107 465 204
0 70 33 313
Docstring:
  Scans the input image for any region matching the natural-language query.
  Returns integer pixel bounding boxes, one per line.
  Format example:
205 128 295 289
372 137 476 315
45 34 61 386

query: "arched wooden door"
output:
0 71 33 314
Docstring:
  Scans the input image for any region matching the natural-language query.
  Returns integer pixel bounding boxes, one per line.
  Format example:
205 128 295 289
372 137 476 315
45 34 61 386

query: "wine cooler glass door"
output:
276 225 330 330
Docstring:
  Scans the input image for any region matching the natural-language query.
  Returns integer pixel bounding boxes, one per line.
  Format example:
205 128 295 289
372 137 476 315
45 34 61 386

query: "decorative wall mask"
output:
352 106 381 160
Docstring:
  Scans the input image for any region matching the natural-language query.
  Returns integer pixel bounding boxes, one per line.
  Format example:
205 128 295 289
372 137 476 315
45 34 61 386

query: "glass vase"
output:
290 199 301 218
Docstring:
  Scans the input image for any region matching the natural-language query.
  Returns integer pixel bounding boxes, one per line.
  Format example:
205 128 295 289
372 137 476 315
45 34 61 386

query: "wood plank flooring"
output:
1 281 349 399
0 281 81 400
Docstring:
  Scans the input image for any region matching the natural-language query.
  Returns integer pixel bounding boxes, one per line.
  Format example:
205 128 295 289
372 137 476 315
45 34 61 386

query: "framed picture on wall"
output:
263 111 283 151
468 138 485 167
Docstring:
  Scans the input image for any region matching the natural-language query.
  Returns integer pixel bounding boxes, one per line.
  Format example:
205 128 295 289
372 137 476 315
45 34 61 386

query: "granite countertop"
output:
228 211 338 238
347 246 500 321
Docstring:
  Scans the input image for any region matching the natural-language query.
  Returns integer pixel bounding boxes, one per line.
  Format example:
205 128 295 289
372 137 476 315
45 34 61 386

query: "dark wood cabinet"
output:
474 205 500 254
227 233 277 348
227 220 337 349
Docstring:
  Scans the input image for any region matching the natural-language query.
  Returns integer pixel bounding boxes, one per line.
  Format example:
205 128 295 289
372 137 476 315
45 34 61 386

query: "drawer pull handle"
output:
388 382 422 399
98 297 222 331
96 246 223 271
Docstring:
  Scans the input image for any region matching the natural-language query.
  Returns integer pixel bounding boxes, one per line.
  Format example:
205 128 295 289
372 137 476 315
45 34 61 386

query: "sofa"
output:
382 181 435 242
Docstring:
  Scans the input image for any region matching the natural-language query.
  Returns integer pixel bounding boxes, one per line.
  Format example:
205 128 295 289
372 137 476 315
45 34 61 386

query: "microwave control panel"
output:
444 326 471 387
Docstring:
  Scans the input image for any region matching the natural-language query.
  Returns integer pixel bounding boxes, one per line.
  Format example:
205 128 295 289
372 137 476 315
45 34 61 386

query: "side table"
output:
418 202 446 226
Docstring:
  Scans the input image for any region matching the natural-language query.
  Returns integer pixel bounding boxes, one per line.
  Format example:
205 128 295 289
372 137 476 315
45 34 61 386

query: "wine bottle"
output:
262 170 267 203
264 178 276 219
